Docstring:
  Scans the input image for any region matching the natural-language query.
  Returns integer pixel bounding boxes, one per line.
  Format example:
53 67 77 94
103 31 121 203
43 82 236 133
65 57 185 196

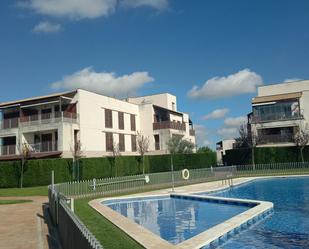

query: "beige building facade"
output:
249 80 309 147
0 89 196 160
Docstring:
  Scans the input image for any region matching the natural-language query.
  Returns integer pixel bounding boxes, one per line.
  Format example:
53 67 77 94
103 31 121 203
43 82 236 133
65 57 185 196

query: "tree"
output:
166 136 195 191
110 142 120 176
136 132 150 175
167 136 195 154
71 140 83 181
235 123 258 168
20 143 31 188
294 124 309 162
197 146 214 154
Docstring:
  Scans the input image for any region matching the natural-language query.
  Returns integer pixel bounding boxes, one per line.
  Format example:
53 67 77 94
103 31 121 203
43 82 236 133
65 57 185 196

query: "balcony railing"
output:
28 141 58 153
258 134 294 145
0 112 78 130
251 113 303 124
153 121 186 131
0 118 19 129
0 145 16 156
0 142 59 157
189 129 195 136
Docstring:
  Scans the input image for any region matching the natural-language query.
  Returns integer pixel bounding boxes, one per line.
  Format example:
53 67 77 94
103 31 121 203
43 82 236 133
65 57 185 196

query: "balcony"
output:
28 141 58 153
251 113 303 124
0 111 78 130
189 129 195 136
0 118 19 129
0 142 59 158
0 145 16 156
153 121 186 131
258 134 294 145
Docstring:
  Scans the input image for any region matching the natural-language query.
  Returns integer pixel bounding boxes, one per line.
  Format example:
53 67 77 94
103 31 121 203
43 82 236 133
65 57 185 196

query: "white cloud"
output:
19 0 117 20
284 78 302 83
50 67 154 98
33 21 62 33
217 127 238 139
224 116 247 127
121 0 168 10
194 124 212 147
188 69 263 99
202 108 229 120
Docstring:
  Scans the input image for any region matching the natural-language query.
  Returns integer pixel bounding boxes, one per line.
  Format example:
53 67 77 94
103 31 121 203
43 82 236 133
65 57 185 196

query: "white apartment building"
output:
216 139 236 165
249 80 309 147
0 89 196 160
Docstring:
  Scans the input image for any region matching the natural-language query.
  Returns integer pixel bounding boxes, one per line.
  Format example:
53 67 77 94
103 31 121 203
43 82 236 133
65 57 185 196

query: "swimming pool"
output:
200 176 309 248
103 194 269 246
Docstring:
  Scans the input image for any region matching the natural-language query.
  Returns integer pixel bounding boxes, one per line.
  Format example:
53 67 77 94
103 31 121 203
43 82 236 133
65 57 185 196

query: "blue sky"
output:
1 0 309 148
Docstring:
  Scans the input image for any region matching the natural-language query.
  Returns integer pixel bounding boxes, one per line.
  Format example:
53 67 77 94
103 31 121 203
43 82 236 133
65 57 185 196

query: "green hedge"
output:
0 152 216 188
0 158 73 188
223 146 309 165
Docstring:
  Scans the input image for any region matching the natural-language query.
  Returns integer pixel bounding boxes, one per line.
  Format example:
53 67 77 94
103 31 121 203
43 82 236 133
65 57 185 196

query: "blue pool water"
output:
204 177 309 249
106 196 250 244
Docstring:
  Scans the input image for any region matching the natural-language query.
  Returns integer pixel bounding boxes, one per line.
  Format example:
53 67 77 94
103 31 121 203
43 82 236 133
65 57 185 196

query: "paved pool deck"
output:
0 196 61 249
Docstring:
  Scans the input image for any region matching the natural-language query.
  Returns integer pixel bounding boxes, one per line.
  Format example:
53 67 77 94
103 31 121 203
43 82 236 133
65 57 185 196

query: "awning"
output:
0 90 77 108
252 92 302 104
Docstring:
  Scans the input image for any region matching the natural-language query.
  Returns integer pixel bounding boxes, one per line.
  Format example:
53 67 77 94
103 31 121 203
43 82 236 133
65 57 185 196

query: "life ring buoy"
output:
182 169 190 180
145 175 150 184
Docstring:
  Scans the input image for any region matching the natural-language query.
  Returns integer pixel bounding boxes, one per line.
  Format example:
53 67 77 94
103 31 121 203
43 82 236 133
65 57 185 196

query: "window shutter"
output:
106 132 113 151
105 109 113 128
131 135 137 152
119 134 125 152
130 114 136 131
118 112 124 130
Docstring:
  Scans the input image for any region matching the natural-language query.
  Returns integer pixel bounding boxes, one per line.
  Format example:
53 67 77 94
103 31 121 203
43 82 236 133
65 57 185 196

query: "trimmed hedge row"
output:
0 159 73 188
223 146 309 165
0 152 216 188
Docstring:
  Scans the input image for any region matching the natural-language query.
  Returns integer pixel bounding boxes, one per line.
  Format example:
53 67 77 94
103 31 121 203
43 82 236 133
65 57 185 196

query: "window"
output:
154 135 160 150
106 132 113 151
131 135 137 152
130 114 136 131
105 109 113 128
118 112 124 130
172 102 176 111
119 134 125 152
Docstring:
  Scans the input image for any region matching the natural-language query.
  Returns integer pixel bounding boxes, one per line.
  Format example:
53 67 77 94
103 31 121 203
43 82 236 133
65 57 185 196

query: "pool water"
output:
106 196 250 244
205 177 309 249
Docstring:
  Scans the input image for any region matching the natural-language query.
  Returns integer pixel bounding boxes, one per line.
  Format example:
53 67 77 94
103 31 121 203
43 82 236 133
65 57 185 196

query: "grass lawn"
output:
75 197 144 249
0 186 48 197
0 199 32 205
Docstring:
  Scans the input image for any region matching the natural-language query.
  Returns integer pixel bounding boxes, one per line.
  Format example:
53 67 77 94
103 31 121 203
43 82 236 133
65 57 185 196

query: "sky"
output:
0 0 309 148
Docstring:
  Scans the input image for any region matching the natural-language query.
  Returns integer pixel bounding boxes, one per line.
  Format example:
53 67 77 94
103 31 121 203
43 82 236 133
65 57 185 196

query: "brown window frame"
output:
105 109 113 128
130 114 136 131
106 132 113 152
119 134 125 152
131 135 137 152
118 112 124 130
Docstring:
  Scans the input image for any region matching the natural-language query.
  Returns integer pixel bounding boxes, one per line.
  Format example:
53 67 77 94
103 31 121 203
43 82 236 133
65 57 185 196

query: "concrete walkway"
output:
0 196 61 249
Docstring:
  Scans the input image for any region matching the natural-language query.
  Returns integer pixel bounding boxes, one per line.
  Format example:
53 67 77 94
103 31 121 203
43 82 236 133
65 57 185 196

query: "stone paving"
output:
0 196 61 249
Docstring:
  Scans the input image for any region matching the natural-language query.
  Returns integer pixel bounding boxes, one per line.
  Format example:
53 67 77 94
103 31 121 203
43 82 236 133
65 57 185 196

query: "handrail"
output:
0 112 78 130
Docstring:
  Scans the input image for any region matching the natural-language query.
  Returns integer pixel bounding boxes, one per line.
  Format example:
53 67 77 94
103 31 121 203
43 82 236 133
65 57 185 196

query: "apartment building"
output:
249 80 309 147
216 139 236 165
0 89 195 160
